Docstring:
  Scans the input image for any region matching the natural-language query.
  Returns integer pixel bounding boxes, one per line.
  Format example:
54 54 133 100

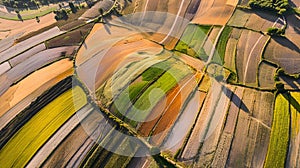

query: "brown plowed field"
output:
191 0 238 25
0 59 73 118
236 30 267 85
227 89 273 167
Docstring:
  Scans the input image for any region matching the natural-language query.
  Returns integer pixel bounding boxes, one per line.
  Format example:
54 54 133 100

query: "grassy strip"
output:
0 6 56 21
264 93 290 168
0 86 87 168
175 24 211 61
125 63 193 127
111 60 174 118
212 26 233 65
0 77 72 151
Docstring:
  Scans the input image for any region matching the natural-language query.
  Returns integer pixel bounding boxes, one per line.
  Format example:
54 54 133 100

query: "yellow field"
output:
0 86 87 168
291 92 300 136
264 93 290 168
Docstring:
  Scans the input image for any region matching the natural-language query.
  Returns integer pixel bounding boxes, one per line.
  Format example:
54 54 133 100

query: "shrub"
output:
248 0 290 15
267 27 284 36
54 9 68 20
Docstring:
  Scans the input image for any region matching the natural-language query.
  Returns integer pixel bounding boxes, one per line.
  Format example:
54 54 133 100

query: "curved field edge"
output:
0 85 87 168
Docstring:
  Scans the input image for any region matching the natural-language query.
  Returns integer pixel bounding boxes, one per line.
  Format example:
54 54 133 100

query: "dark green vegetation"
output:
267 27 285 36
3 0 70 9
175 24 211 61
54 9 68 21
248 0 290 14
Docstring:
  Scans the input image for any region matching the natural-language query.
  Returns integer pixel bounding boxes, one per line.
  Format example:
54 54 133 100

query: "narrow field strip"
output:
0 86 87 168
0 26 63 64
0 46 77 95
287 92 300 167
42 111 108 168
97 52 172 108
264 93 290 168
0 59 73 120
111 59 175 119
0 76 73 151
26 104 94 168
103 137 139 168
125 62 193 127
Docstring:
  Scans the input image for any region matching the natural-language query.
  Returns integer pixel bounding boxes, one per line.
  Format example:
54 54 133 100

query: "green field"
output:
175 24 211 60
213 26 233 65
111 60 174 118
125 62 193 127
0 6 57 21
264 93 290 168
0 86 87 168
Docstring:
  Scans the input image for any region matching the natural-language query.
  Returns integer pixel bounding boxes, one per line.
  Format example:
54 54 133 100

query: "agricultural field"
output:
0 0 299 167
228 9 285 32
191 0 239 25
0 86 87 167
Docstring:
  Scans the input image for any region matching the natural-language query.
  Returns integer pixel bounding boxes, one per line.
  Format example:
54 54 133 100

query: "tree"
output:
267 27 284 36
69 2 77 13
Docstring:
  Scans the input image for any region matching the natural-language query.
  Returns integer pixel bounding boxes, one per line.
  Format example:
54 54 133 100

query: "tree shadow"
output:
280 75 300 89
273 36 300 53
17 13 23 22
102 17 111 34
282 92 300 112
222 86 250 113
252 10 280 23
287 14 300 34
289 0 298 8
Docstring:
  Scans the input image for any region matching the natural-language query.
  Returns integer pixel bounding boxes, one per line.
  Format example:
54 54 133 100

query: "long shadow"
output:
289 0 298 8
281 75 300 89
273 36 300 53
102 17 112 34
287 14 300 34
17 13 23 22
222 86 250 113
252 10 279 23
282 92 300 112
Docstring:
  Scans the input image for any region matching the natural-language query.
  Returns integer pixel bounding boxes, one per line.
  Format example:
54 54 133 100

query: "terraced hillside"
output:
0 0 299 167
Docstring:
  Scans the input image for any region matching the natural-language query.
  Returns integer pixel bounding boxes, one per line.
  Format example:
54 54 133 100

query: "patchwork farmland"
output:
0 0 299 167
